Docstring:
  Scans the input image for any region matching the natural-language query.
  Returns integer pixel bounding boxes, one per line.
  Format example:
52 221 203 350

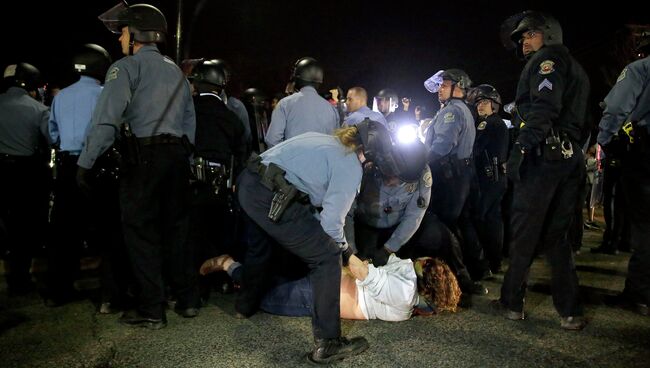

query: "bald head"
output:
346 86 368 113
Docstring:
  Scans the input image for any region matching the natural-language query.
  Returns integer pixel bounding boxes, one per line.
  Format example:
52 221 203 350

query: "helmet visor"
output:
99 2 129 34
424 70 444 93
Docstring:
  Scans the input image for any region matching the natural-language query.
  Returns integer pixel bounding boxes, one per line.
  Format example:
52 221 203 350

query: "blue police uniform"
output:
424 98 475 225
597 55 650 309
0 86 50 294
265 86 339 147
345 106 387 127
236 132 362 339
46 75 104 302
353 166 431 254
78 44 198 320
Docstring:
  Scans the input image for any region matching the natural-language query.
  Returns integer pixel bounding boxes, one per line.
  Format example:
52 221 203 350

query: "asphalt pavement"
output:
1 215 649 368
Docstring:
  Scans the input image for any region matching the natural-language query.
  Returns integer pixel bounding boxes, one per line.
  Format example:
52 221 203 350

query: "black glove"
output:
599 143 613 158
340 243 354 266
76 166 92 198
372 246 392 267
506 143 525 182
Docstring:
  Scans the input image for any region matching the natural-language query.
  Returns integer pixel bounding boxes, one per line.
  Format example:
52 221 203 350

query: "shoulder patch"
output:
477 121 487 130
387 120 397 132
422 171 432 187
106 66 119 82
443 112 455 123
538 78 553 91
405 183 417 193
539 60 555 75
616 67 627 83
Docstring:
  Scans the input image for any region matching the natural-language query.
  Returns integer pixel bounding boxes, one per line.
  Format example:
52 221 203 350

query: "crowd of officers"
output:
1 3 649 365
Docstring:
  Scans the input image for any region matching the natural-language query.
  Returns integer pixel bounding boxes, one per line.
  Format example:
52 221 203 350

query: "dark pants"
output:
500 150 585 317
47 153 88 297
119 143 198 319
621 168 650 305
602 161 630 251
237 168 342 339
0 154 50 292
474 175 507 272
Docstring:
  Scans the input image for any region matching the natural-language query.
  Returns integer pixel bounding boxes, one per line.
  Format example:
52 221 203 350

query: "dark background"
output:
2 1 647 121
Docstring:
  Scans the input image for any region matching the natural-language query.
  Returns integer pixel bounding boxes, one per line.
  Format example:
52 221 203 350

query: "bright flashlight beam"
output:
397 124 418 144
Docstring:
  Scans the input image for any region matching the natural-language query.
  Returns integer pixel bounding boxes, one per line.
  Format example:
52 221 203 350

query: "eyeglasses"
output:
521 30 541 41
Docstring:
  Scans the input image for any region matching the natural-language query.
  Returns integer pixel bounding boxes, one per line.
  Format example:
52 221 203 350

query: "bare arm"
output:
346 254 369 281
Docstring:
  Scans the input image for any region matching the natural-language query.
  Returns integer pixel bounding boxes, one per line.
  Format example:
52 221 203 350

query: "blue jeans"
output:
260 276 313 317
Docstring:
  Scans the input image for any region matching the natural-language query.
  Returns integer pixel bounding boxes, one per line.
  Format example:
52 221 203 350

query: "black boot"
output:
306 336 369 365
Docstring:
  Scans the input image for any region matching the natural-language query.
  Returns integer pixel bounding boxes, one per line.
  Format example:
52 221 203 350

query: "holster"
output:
247 153 301 222
120 122 141 166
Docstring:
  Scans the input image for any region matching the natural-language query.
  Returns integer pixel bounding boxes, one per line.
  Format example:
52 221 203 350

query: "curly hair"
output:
417 257 462 313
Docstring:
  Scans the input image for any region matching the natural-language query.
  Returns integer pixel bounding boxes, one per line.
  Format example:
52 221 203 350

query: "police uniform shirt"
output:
425 98 475 160
0 87 50 156
514 44 590 149
473 114 509 171
598 56 650 146
78 45 196 169
221 92 252 146
260 132 363 243
355 166 432 252
345 106 388 127
49 76 103 154
265 86 339 148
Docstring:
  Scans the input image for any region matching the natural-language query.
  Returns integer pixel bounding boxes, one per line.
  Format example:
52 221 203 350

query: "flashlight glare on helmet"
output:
396 124 418 144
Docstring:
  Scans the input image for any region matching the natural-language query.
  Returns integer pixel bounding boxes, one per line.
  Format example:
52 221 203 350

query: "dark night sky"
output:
2 1 647 116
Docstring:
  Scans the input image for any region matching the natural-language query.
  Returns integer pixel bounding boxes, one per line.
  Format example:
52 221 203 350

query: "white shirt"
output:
356 254 419 321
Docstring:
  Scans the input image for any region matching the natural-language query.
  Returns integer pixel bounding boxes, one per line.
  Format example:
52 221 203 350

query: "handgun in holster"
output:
120 122 141 165
261 162 299 222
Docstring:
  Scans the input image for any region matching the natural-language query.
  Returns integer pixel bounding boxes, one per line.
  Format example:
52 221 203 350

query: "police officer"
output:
241 87 270 153
45 44 112 306
347 124 431 262
205 58 252 152
466 84 509 274
264 57 339 147
597 33 650 316
494 11 590 330
344 87 387 126
76 2 198 328
422 69 483 277
187 59 247 300
373 88 416 135
236 122 398 363
0 62 50 296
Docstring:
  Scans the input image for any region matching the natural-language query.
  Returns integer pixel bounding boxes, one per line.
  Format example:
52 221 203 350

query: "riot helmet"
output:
242 87 267 106
467 84 502 113
73 44 112 81
3 62 40 91
501 11 562 59
424 69 472 93
291 57 324 88
190 59 227 93
373 88 399 115
99 2 167 43
356 118 426 182
208 59 231 84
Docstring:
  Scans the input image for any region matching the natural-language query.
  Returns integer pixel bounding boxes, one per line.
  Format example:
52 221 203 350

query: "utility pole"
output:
174 0 183 65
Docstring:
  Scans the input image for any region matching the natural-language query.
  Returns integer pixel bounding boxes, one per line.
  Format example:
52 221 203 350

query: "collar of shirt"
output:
299 86 318 95
199 92 223 101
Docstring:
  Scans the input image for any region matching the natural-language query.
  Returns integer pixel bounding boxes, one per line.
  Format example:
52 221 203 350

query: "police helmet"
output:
441 69 472 90
502 11 562 51
242 87 267 105
73 44 112 81
3 62 40 91
190 59 227 88
291 57 324 84
208 59 231 84
467 84 502 112
99 2 167 43
356 118 426 182
374 88 399 113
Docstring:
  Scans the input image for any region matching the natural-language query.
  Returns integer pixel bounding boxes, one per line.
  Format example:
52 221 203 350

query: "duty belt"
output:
138 134 182 146
246 153 309 221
